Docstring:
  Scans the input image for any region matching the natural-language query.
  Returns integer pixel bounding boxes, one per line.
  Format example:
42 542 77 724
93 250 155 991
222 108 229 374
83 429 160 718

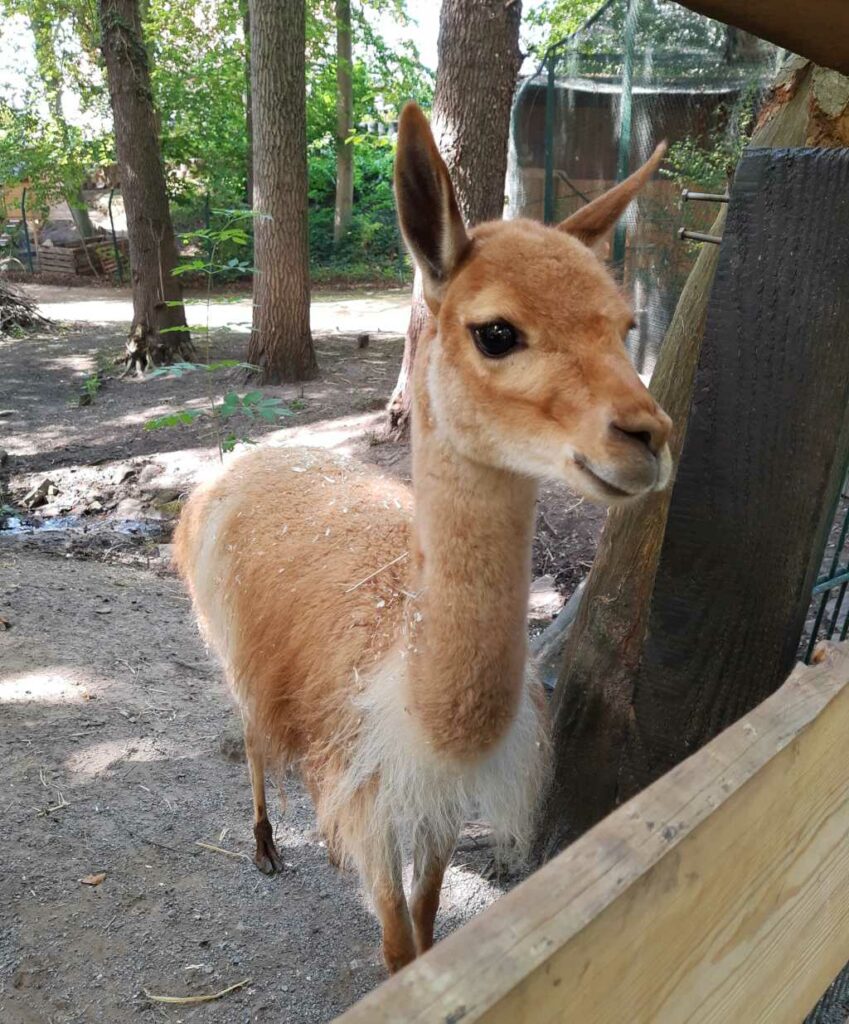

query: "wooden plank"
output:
674 0 849 75
616 147 849 797
336 642 849 1024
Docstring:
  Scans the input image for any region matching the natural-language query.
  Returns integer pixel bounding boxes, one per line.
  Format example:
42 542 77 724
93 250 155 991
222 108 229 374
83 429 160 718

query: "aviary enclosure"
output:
1 0 849 1021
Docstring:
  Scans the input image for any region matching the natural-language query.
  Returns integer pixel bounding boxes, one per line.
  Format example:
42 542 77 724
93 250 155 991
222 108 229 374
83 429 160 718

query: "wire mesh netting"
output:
507 0 783 374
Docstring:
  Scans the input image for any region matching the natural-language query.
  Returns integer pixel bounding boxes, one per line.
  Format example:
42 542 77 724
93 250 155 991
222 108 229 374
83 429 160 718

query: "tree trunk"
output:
536 60 849 860
246 0 317 383
242 0 253 206
66 188 96 241
385 0 523 437
333 0 353 246
386 273 427 433
99 0 192 362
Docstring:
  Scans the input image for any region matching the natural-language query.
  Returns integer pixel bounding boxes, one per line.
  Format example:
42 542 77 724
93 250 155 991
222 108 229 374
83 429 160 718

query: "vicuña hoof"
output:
254 817 285 875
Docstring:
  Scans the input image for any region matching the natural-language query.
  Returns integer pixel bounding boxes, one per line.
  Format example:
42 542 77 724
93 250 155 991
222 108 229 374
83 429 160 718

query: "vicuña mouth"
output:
574 457 637 499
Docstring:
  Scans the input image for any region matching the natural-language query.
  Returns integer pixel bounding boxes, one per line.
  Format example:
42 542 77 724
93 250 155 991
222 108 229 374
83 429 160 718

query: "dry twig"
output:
344 551 408 593
143 977 251 1005
195 841 250 862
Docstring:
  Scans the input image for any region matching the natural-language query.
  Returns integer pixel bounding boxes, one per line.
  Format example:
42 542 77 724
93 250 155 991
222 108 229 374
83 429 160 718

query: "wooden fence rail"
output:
337 642 849 1024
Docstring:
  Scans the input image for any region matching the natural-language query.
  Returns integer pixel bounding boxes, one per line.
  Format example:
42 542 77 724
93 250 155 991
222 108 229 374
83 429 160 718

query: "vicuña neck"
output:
406 343 538 759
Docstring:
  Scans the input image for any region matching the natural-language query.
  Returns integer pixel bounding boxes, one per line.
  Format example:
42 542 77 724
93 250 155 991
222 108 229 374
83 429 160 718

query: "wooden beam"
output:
336 643 849 1024
673 0 849 75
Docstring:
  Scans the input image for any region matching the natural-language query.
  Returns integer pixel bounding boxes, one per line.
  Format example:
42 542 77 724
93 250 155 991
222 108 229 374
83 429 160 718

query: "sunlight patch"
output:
0 669 83 703
66 736 183 776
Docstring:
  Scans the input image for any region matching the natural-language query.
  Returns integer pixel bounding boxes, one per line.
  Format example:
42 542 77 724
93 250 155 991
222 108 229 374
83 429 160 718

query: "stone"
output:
22 479 57 509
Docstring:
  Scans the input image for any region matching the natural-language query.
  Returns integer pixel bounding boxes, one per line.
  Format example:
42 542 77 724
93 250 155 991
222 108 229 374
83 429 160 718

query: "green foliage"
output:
1 0 431 279
524 0 604 56
144 221 298 459
0 0 110 216
145 385 292 435
144 0 249 204
308 133 404 272
662 86 758 192
77 370 101 406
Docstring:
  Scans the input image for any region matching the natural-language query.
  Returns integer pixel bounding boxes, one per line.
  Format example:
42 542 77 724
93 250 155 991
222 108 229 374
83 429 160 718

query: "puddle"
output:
0 513 168 541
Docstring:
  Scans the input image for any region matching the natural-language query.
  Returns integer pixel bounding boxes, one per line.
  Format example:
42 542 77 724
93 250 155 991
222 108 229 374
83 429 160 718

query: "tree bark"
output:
242 0 254 207
333 0 353 245
536 60 849 860
99 0 192 362
246 0 317 383
385 0 523 437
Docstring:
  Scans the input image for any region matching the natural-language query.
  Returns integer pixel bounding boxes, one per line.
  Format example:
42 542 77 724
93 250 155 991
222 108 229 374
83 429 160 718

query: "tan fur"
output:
174 103 673 973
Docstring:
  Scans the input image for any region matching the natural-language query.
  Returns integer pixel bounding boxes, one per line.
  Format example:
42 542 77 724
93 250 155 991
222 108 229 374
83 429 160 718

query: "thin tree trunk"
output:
246 0 317 383
67 188 96 240
99 0 192 362
333 0 353 245
386 273 427 432
536 60 849 860
385 0 523 437
242 0 253 206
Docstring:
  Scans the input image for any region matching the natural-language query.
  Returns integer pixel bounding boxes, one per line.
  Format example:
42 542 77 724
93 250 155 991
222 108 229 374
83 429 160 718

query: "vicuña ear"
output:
395 102 470 308
558 142 667 253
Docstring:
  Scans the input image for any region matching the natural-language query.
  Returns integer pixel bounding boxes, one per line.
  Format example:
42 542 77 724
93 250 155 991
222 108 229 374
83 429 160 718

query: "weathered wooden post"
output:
538 62 849 857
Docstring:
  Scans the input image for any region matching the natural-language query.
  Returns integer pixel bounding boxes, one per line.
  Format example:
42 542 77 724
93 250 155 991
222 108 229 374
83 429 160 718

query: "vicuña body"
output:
174 104 673 972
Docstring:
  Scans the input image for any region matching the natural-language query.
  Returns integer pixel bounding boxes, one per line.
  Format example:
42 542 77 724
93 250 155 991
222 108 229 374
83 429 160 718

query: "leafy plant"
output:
144 213 296 459
77 371 101 406
146 362 293 453
662 84 760 193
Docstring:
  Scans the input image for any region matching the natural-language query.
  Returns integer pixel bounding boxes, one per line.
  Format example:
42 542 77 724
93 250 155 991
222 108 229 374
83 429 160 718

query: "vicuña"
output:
175 102 673 972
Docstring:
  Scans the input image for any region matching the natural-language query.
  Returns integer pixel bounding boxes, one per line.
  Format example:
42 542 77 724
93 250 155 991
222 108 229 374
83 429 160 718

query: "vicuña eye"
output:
471 320 522 359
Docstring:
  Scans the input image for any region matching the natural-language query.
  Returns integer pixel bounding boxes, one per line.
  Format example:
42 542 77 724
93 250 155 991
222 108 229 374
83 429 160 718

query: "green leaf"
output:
145 408 205 430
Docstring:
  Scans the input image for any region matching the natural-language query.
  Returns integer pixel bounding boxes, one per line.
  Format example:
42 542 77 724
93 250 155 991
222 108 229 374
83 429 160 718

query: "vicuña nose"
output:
611 409 670 456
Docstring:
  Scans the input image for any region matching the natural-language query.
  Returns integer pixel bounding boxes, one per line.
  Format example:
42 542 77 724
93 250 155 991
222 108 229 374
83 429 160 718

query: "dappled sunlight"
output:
65 735 188 776
0 668 87 703
43 354 95 373
23 283 410 334
267 409 384 453
441 857 511 905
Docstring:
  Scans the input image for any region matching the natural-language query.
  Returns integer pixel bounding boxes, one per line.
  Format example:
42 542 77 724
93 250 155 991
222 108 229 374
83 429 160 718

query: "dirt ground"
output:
0 284 605 1023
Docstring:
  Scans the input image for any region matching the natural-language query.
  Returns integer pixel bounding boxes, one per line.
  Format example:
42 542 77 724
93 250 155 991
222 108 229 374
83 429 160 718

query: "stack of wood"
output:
35 235 128 277
91 238 128 278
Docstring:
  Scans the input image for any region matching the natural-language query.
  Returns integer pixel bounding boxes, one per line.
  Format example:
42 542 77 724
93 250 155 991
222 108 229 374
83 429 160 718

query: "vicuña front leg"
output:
244 725 284 875
410 822 456 954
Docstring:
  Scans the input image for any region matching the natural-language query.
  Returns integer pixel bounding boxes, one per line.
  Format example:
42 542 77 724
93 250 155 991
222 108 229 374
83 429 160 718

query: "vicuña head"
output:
396 101 672 503
174 101 674 977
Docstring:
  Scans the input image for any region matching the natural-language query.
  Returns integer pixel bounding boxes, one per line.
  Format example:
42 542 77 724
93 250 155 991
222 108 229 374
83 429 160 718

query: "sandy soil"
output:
0 285 605 1023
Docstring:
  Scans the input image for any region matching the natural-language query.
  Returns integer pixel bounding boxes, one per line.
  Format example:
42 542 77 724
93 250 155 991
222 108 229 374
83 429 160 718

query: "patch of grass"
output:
77 371 102 407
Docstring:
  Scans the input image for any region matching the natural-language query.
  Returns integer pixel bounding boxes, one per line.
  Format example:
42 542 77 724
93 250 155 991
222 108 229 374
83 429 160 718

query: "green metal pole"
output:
543 54 556 225
612 0 639 267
